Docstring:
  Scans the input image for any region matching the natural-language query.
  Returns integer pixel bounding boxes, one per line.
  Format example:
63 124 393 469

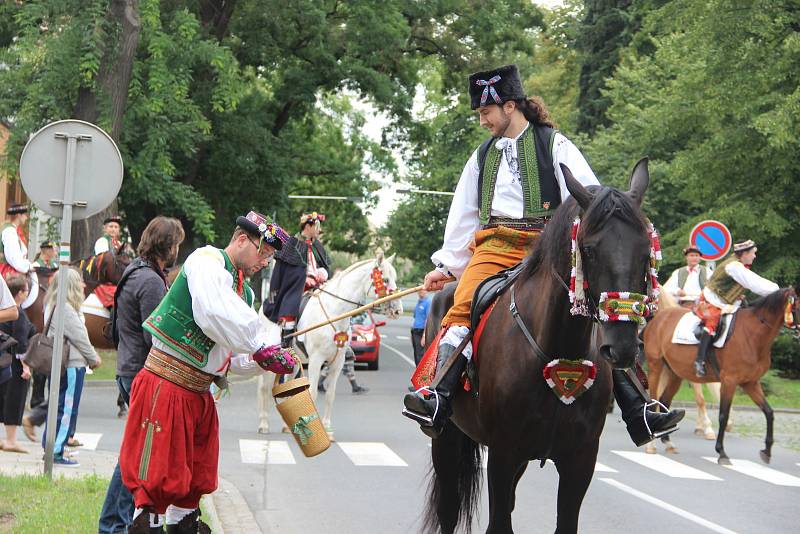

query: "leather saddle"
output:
470 262 525 333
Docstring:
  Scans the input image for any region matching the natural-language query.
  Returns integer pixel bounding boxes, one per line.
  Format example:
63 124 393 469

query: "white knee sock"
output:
166 505 196 525
441 325 473 360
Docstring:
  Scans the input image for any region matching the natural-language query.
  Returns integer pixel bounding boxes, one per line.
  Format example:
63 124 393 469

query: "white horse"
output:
256 252 402 439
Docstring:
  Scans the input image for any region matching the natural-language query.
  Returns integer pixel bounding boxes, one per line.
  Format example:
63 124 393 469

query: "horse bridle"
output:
314 263 396 313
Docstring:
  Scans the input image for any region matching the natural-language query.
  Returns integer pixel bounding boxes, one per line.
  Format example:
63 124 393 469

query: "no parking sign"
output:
690 220 732 262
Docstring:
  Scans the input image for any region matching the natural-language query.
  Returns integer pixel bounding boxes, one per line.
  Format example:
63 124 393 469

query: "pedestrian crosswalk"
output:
67 432 800 489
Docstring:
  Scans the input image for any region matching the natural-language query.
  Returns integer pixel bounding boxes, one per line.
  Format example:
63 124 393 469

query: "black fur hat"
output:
468 64 526 110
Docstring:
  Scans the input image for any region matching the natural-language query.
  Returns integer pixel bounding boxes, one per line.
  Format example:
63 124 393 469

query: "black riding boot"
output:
402 343 466 438
613 369 685 447
165 510 211 534
280 326 296 349
695 332 713 377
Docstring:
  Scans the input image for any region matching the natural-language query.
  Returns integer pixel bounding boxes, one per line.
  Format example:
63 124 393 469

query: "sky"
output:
360 0 563 228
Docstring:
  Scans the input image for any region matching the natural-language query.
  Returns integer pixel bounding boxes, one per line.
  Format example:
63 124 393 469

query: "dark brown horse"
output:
643 287 798 464
421 160 655 534
27 244 132 349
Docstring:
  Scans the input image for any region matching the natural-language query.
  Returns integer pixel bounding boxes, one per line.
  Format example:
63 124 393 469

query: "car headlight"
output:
360 332 375 342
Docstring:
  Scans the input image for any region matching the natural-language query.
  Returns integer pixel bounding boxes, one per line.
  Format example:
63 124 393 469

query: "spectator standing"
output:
411 289 431 365
0 275 26 452
41 267 102 466
98 216 184 534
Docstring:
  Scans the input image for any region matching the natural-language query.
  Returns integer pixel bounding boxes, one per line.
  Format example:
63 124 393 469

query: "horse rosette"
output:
333 331 349 348
371 267 388 298
542 359 596 405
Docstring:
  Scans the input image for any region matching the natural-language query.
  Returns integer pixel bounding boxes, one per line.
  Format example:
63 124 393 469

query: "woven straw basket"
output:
272 369 330 457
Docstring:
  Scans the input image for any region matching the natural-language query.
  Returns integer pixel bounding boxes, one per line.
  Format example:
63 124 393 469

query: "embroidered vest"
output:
706 256 746 305
143 249 253 368
677 266 707 290
477 124 559 225
0 223 18 264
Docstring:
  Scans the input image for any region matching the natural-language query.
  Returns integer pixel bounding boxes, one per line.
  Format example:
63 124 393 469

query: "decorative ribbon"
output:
569 217 589 316
371 267 388 298
542 359 596 405
476 75 502 106
292 414 319 445
598 291 652 324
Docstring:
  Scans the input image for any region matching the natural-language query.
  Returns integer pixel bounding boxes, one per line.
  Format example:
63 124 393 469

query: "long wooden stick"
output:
288 284 424 338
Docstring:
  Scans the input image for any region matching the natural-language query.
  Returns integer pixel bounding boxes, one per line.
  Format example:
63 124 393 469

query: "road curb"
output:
210 477 262 533
201 492 225 533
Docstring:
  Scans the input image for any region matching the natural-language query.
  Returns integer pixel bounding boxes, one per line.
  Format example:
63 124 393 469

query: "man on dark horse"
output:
92 214 128 310
263 211 332 347
402 64 685 444
693 239 778 377
663 245 710 308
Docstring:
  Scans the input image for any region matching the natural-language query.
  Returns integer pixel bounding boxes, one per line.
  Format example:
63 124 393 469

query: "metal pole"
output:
43 132 87 477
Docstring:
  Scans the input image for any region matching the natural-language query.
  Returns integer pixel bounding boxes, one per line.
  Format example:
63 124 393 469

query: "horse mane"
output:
747 287 788 314
336 258 375 277
522 186 648 279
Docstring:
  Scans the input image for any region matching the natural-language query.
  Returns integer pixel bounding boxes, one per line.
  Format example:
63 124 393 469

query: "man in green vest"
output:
403 64 685 446
32 240 58 269
120 212 297 534
662 245 709 308
694 239 779 377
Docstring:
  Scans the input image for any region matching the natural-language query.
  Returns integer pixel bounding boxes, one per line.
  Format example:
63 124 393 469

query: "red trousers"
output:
694 296 722 335
119 370 219 514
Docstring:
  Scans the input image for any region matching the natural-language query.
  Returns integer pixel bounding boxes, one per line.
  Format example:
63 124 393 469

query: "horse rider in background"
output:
0 203 38 309
693 239 779 377
263 211 332 347
662 245 710 308
402 64 685 444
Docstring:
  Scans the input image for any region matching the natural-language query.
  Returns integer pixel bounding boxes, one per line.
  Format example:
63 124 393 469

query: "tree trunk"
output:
70 0 141 259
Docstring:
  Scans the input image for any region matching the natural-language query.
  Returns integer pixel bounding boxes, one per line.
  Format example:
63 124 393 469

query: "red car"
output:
350 311 385 370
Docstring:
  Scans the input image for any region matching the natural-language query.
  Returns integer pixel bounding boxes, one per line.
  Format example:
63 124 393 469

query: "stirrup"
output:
402 386 440 427
644 399 676 438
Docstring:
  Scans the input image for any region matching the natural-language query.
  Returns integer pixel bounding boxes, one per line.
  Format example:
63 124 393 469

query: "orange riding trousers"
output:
442 226 540 328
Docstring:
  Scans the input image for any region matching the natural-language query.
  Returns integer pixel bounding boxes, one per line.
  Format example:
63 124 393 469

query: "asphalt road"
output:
74 314 799 533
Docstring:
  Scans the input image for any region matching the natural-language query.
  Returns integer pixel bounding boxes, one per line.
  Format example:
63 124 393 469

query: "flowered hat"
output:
103 215 123 225
236 211 289 250
299 212 326 227
733 239 756 253
7 203 28 215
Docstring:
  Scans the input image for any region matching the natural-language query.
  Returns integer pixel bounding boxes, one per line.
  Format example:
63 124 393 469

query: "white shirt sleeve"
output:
0 278 14 309
184 247 270 355
94 237 109 254
227 353 264 376
1 226 30 273
430 149 481 278
552 133 600 201
724 262 780 297
663 268 680 297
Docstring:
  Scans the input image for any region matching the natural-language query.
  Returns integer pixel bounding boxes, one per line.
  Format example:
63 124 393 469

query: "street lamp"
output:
288 194 363 202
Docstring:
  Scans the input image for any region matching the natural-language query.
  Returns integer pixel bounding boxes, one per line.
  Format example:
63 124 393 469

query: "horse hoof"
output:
694 428 704 436
759 450 771 464
665 445 679 454
704 430 716 440
718 456 731 466
644 444 657 454
257 426 269 435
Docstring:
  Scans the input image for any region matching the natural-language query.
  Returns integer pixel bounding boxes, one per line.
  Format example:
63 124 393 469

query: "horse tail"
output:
422 423 482 534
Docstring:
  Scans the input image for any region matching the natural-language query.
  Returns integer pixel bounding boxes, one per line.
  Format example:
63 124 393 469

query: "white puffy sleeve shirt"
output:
151 246 269 376
703 261 780 313
1 226 30 273
431 129 599 278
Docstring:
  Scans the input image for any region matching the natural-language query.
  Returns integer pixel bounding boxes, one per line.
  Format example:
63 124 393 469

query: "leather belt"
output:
482 216 550 231
144 348 215 393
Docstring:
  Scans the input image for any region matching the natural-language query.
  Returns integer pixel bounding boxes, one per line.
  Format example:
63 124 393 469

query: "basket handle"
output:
272 359 304 389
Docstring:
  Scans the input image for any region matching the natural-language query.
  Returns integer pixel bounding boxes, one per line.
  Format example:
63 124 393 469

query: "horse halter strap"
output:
509 283 549 362
569 216 661 324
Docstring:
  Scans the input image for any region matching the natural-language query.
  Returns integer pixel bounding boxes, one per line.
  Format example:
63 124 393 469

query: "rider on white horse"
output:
263 211 332 347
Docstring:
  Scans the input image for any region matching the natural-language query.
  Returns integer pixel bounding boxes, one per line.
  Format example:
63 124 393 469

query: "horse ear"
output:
627 157 649 206
386 253 396 263
561 163 592 211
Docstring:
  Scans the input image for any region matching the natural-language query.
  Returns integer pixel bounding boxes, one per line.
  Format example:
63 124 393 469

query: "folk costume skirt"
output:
442 226 540 328
119 369 219 513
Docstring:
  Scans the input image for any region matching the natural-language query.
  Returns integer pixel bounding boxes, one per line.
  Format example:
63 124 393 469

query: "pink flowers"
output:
253 344 297 374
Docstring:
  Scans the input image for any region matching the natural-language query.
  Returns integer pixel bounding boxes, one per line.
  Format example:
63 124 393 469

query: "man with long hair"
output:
402 64 685 445
99 216 185 534
121 212 297 534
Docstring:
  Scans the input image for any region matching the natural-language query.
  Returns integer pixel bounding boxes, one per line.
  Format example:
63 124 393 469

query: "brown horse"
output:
422 160 654 534
27 245 132 349
643 287 798 464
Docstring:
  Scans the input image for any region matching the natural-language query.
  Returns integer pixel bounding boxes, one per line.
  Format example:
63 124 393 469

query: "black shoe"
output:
695 332 713 378
165 509 210 534
129 512 164 534
613 369 685 446
402 343 466 438
318 380 326 393
351 383 369 395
